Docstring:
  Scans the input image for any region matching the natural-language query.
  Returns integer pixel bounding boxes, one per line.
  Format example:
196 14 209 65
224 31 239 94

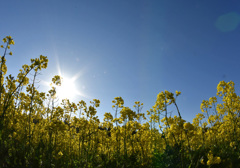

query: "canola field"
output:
0 36 239 168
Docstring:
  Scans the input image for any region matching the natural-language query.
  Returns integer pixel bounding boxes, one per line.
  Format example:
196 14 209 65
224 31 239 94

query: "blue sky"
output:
1 0 240 122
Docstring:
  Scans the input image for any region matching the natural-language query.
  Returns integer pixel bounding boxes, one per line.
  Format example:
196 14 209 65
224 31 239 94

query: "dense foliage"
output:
0 36 240 167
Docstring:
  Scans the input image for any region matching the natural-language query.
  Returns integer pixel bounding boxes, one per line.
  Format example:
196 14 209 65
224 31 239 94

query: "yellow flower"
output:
7 46 10 49
0 45 3 48
13 132 17 137
200 158 204 165
9 40 15 45
9 52 13 55
175 90 181 96
183 122 194 130
3 38 7 43
207 152 221 165
214 157 221 164
58 151 63 156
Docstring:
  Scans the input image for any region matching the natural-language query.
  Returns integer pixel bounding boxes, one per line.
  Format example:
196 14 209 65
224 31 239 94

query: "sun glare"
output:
56 77 78 100
41 54 90 101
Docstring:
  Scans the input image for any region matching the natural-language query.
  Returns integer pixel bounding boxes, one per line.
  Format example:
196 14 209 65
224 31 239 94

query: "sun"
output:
42 73 87 102
56 77 78 100
41 54 90 101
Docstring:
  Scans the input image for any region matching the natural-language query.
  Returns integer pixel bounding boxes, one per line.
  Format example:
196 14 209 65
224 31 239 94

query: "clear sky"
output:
1 0 240 122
